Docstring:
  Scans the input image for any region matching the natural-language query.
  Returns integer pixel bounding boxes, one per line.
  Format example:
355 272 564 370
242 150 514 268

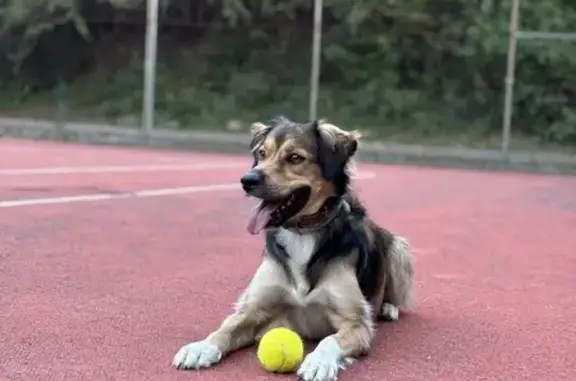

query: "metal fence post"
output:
309 0 323 122
501 0 520 153
143 0 159 134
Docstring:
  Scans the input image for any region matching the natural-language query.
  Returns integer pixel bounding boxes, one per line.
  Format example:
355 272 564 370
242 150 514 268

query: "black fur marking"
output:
305 200 381 299
312 121 351 196
251 152 258 168
264 194 387 301
264 230 293 283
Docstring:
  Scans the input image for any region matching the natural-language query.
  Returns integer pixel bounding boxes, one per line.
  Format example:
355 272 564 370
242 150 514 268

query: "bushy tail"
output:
386 236 415 309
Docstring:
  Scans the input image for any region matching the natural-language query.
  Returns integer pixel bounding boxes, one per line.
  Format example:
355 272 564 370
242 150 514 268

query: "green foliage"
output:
0 0 575 146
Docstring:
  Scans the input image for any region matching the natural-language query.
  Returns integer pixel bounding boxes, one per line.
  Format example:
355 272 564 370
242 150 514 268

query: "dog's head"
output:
240 116 360 235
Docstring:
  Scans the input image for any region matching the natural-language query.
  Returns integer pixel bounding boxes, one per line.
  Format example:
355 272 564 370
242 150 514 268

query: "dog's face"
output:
241 116 360 235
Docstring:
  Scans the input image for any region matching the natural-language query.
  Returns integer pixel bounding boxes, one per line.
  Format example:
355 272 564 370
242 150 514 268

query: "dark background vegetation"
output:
0 0 575 149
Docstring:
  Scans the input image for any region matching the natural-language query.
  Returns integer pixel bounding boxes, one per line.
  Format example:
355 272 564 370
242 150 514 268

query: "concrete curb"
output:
1 117 576 176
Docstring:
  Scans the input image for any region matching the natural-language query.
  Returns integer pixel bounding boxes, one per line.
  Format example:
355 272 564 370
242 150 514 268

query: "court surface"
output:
1 137 575 381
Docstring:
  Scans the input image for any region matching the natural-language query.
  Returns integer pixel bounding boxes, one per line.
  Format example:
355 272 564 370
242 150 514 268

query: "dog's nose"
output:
240 170 263 192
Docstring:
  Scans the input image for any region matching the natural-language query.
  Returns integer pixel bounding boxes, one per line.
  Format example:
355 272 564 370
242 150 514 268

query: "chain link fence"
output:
1 0 574 157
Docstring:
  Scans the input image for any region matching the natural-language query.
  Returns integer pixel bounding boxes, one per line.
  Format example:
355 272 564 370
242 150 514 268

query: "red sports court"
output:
1 137 575 381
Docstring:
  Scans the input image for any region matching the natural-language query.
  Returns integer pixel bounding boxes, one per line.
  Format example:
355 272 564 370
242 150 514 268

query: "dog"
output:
173 116 414 381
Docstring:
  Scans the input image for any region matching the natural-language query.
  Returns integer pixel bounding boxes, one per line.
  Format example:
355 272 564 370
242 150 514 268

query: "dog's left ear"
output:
249 122 272 149
312 120 361 180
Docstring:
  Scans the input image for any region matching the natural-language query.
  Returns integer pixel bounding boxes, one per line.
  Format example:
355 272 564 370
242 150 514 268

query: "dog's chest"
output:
275 228 317 297
274 228 335 339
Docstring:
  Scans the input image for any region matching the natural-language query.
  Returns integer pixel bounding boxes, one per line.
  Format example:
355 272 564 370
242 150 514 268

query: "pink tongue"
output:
247 203 273 235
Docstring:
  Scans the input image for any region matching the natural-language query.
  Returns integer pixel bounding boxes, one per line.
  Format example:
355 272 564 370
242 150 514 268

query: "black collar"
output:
282 197 346 233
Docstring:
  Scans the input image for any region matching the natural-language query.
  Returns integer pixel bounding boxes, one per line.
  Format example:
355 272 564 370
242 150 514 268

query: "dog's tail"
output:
386 235 415 309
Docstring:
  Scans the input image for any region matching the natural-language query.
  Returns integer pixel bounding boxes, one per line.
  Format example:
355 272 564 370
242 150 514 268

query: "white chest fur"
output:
275 228 318 298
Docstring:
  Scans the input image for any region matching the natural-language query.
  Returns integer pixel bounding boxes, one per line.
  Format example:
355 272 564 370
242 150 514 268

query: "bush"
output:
0 0 575 146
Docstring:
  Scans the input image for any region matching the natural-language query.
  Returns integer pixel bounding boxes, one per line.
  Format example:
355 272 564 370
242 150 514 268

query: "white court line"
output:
0 162 246 175
0 172 376 209
0 146 41 152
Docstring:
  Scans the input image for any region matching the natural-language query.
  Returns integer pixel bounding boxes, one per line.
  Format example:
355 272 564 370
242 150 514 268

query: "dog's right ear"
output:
249 122 272 167
312 120 361 181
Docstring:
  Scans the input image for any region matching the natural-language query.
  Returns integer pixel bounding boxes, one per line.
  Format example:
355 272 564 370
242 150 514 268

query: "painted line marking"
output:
0 163 246 175
0 172 376 209
0 146 41 152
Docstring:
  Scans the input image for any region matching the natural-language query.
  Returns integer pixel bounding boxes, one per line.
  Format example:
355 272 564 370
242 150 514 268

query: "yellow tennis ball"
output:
257 327 304 373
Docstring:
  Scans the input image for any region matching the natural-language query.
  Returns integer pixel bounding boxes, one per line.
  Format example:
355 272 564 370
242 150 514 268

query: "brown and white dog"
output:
173 116 414 381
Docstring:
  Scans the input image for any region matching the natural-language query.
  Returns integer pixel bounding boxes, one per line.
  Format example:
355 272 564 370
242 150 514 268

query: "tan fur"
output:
249 120 360 218
254 132 336 217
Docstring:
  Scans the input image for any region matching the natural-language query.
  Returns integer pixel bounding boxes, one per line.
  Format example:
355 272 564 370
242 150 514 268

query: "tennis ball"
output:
257 327 304 373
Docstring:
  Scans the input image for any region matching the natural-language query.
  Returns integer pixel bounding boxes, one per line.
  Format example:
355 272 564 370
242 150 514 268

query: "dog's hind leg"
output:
379 235 414 321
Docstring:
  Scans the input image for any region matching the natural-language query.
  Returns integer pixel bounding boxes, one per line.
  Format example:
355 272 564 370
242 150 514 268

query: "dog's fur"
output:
173 117 414 381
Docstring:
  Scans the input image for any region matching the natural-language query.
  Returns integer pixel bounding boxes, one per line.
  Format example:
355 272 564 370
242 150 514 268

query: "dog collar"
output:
283 197 346 233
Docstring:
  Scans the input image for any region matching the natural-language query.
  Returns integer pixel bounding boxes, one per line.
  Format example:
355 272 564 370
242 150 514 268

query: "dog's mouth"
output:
247 186 311 235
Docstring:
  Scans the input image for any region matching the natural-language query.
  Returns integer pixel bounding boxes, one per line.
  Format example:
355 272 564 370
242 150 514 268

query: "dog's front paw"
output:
172 340 222 370
298 352 340 381
297 337 352 381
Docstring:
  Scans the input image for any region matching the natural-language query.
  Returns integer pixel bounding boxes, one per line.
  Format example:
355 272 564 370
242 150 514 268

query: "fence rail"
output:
516 31 576 40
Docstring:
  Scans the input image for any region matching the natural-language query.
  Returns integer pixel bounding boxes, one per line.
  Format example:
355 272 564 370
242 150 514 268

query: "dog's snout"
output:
240 170 263 192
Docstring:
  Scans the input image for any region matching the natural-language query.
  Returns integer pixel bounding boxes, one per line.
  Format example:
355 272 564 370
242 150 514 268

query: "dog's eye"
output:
287 154 305 164
258 149 266 159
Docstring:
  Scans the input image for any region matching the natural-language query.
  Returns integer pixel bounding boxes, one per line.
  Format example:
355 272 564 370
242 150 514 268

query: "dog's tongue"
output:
247 202 273 235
